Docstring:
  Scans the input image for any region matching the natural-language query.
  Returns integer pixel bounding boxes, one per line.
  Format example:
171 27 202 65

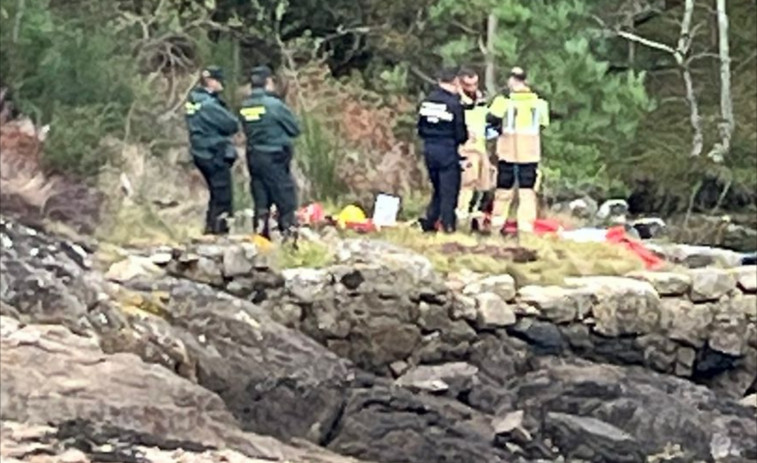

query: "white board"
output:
372 193 401 227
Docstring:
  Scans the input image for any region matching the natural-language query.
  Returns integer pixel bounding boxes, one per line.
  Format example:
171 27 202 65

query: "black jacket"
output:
416 86 468 147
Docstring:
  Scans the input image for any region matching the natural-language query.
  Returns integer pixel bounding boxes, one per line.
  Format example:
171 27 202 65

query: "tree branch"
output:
615 30 675 54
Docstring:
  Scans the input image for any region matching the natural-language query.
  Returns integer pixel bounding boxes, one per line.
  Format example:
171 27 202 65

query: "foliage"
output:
430 0 654 197
1 0 754 216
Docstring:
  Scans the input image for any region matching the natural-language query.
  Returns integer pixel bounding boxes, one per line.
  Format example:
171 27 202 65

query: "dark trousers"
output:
423 143 461 232
194 156 233 234
247 146 298 237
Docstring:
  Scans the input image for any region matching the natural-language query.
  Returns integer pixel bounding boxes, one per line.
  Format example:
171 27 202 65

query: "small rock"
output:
150 252 173 266
730 294 757 322
105 256 164 283
517 286 579 323
463 274 517 302
492 410 525 435
568 197 599 220
282 268 331 302
739 393 757 409
389 361 409 377
451 294 478 322
709 301 748 356
626 271 691 297
395 362 478 394
729 266 757 294
222 244 256 277
474 292 516 329
688 269 737 302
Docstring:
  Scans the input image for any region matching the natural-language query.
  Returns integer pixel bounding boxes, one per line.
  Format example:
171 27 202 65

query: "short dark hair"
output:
458 67 478 79
437 67 460 84
250 65 273 88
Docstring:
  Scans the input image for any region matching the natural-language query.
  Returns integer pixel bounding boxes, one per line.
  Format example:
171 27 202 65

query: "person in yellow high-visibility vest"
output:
456 68 494 223
486 66 549 234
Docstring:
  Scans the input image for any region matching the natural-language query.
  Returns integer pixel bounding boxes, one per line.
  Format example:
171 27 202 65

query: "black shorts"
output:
496 161 538 189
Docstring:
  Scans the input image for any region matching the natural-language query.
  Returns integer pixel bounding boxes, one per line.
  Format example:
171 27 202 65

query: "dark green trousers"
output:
246 146 298 237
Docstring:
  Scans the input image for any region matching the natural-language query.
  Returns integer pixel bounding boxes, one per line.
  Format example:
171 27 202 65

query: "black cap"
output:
250 65 273 80
202 66 225 83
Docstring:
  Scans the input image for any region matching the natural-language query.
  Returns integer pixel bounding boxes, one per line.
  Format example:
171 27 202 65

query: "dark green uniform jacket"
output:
185 87 239 160
239 89 301 153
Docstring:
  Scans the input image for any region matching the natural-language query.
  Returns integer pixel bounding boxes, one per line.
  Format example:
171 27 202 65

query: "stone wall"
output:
154 237 757 399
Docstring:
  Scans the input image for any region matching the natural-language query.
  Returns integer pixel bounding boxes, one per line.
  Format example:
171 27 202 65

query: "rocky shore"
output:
1 216 756 463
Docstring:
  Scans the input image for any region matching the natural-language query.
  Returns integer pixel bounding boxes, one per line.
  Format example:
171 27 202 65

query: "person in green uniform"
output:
184 66 239 235
239 66 301 240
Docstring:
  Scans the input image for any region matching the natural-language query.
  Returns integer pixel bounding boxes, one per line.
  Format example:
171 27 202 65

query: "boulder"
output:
473 292 516 329
512 358 757 462
104 255 164 283
626 270 691 297
596 199 629 223
0 317 366 463
688 268 737 302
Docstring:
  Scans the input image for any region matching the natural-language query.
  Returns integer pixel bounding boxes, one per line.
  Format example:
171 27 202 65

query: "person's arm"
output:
487 94 507 129
539 99 550 128
201 101 239 136
275 101 301 137
453 101 468 147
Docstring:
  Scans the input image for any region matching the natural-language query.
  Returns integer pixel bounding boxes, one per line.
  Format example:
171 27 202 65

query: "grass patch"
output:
274 240 336 269
363 227 645 286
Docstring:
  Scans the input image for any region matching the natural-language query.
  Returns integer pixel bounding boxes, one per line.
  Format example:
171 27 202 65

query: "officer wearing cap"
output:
185 65 240 235
486 66 549 234
239 66 301 240
416 67 468 233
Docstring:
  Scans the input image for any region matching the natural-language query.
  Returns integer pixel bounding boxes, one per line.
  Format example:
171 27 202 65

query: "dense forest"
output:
0 0 755 215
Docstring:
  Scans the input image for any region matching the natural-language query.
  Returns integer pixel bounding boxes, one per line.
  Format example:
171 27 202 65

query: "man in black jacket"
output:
417 67 468 233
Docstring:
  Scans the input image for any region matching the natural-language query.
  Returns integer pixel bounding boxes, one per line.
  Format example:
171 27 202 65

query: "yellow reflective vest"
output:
489 89 549 163
461 92 488 153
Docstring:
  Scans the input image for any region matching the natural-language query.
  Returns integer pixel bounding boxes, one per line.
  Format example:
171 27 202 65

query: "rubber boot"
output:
490 189 514 234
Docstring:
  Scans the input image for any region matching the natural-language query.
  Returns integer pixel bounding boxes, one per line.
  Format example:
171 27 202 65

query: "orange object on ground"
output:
605 226 665 270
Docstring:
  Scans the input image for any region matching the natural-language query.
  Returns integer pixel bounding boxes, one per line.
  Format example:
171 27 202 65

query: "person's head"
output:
437 67 460 93
458 67 479 98
201 66 225 93
507 66 528 91
250 66 275 92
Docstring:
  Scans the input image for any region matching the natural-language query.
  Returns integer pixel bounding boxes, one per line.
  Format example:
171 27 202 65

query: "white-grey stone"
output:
563 277 660 336
688 269 737 302
730 266 757 294
626 271 691 297
282 268 331 302
663 299 712 348
463 274 517 302
474 292 516 329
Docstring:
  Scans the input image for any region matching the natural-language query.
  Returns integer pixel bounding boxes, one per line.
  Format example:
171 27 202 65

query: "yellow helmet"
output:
336 205 367 228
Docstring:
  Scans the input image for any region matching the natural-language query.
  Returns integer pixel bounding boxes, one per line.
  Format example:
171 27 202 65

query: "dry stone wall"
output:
150 237 757 399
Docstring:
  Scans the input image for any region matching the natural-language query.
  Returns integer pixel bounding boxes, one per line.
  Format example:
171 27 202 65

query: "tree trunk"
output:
12 0 25 43
484 13 497 96
711 0 733 162
677 0 704 158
